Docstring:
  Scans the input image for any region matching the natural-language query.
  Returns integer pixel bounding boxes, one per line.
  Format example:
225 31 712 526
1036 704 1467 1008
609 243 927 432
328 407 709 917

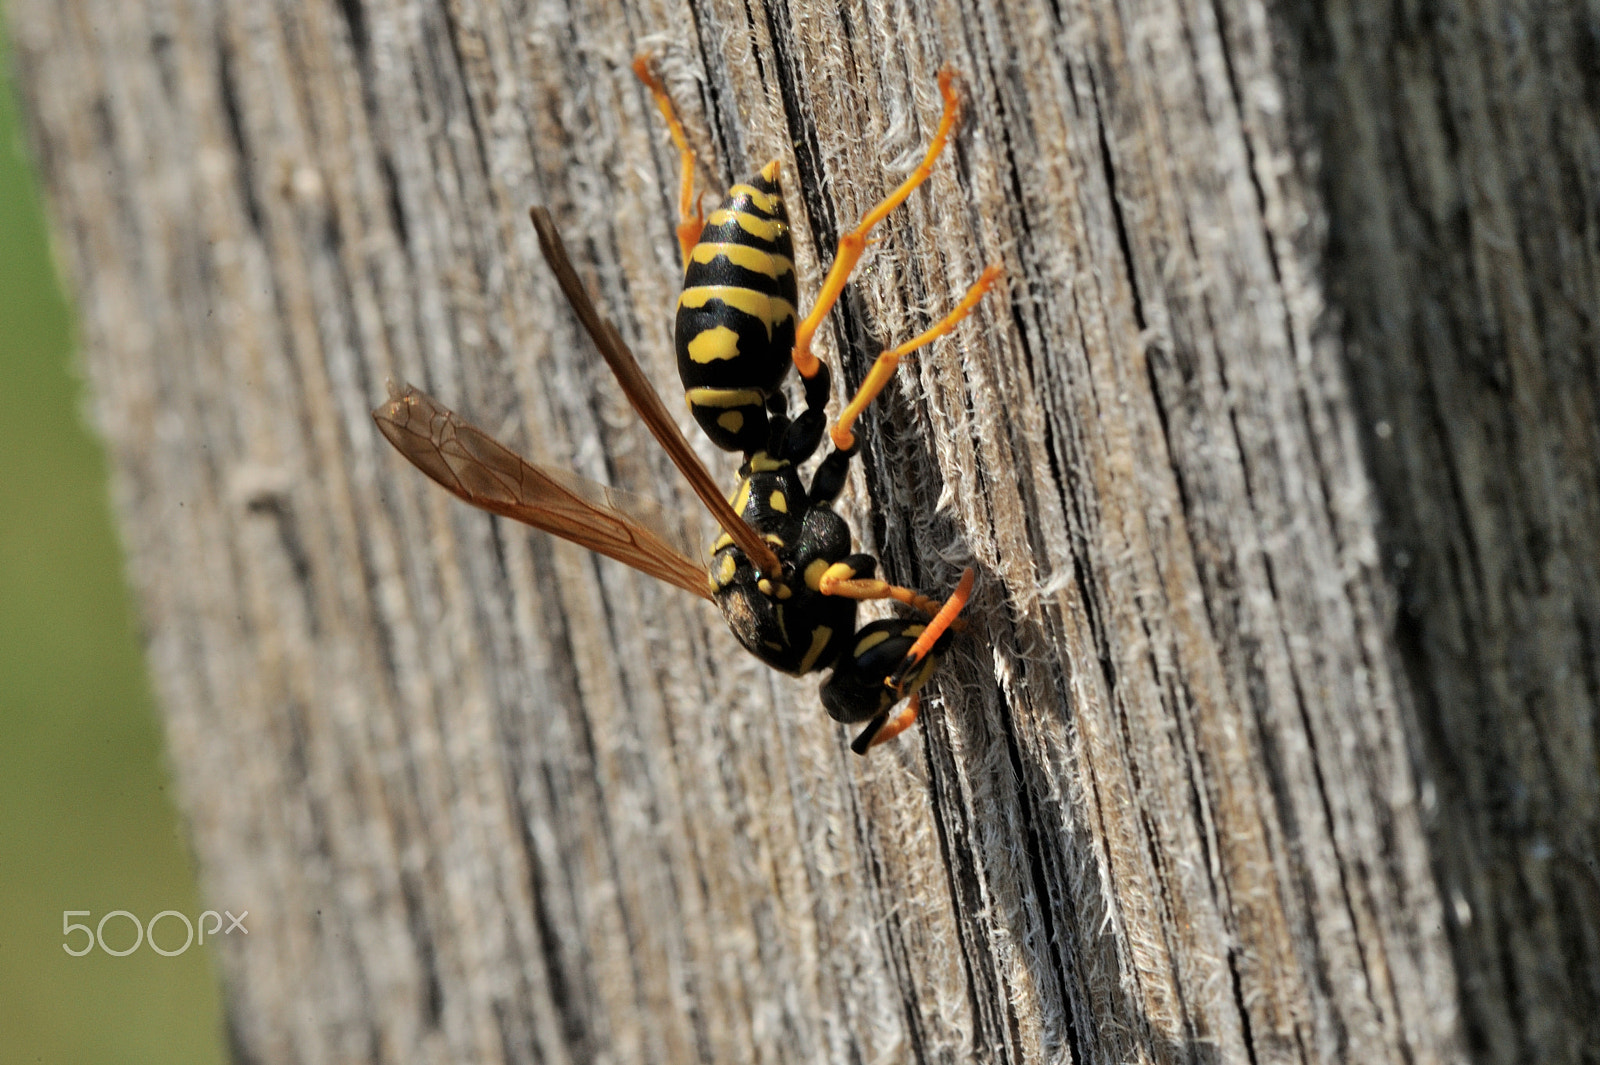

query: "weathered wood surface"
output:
1292 2 1600 1060
12 0 1593 1061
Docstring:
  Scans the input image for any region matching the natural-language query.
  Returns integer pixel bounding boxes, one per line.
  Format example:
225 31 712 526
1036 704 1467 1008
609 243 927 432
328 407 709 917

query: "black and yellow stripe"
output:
675 161 799 453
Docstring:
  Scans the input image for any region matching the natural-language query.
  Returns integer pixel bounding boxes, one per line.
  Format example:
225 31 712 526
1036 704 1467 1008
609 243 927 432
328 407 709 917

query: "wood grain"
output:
10 0 1588 1061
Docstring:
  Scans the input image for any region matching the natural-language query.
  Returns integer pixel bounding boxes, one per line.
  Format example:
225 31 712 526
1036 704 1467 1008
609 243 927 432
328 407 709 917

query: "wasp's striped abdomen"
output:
675 161 798 453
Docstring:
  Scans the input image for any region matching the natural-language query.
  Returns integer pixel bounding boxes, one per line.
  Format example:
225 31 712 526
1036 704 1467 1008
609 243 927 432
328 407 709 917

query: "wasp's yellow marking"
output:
711 531 734 555
731 479 752 515
687 386 765 409
679 286 797 333
712 552 738 589
854 629 892 659
748 452 790 472
727 183 781 215
763 533 785 546
688 324 742 363
775 603 790 643
902 656 937 692
764 639 784 651
799 626 833 673
717 410 744 433
905 624 926 638
818 560 859 588
804 558 830 591
768 490 787 513
758 577 792 600
706 208 786 243
690 242 794 279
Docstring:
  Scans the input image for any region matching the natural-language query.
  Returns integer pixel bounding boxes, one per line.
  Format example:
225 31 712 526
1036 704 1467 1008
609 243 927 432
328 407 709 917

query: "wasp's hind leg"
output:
829 265 1002 451
633 55 706 266
785 67 1001 449
791 68 965 382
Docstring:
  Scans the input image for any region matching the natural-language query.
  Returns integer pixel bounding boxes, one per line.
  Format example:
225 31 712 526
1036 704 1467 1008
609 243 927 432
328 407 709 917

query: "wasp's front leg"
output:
818 567 975 752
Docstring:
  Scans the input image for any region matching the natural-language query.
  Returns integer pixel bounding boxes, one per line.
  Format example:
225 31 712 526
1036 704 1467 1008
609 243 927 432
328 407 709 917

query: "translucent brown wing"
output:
528 206 781 578
374 382 712 601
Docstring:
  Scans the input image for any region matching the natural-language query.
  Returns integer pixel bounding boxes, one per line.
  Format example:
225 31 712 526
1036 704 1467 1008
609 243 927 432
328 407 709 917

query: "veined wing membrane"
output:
528 206 781 578
374 383 712 600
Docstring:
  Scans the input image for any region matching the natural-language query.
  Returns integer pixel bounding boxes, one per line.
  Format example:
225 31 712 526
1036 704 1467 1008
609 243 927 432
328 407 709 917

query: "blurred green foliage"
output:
0 14 227 1064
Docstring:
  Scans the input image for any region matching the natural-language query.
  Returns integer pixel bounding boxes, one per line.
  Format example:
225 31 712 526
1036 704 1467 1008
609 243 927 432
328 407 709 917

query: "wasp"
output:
374 60 1000 753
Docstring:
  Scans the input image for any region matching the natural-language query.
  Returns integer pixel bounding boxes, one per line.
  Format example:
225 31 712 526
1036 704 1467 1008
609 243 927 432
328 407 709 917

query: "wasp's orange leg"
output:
633 55 705 266
816 561 964 626
888 566 975 694
851 692 922 754
830 264 1002 451
792 67 964 380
